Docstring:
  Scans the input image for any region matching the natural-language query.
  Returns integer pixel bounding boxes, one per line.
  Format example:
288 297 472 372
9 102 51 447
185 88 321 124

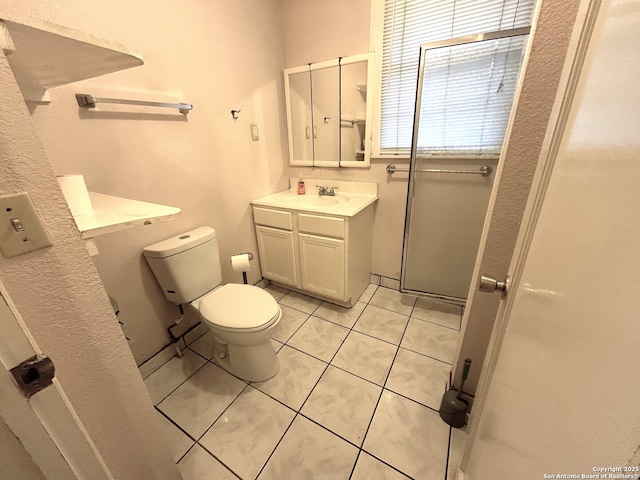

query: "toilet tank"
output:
142 226 223 304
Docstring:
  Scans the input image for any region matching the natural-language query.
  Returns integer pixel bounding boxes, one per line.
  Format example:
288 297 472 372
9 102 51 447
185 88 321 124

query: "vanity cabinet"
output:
252 205 374 307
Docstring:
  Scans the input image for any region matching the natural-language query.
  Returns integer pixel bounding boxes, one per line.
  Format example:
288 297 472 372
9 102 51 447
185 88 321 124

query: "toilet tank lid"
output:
143 226 216 259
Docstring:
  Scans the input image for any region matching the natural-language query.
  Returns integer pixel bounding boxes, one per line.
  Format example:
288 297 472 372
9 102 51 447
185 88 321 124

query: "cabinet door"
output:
299 233 345 300
255 226 297 286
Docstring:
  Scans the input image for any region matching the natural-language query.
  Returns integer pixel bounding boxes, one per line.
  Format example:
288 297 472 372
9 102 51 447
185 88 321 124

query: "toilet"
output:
142 226 280 382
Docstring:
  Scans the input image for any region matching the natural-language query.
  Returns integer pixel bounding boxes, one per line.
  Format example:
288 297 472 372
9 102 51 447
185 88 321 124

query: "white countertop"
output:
251 180 378 217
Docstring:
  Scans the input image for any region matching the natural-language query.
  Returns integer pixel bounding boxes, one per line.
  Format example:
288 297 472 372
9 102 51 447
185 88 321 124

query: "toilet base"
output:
213 341 279 382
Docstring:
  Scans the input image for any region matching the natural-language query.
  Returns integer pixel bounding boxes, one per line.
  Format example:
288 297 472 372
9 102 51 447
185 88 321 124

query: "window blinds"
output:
380 0 534 154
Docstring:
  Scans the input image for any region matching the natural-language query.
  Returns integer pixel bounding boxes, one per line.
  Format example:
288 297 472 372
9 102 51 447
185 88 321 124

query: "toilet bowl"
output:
142 227 281 382
193 283 281 381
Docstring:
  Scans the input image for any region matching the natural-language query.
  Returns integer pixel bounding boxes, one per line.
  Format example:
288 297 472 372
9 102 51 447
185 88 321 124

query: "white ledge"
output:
74 193 181 239
0 13 143 101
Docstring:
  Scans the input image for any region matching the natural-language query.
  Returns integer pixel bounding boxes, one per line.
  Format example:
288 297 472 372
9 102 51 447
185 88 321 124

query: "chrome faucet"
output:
316 185 338 196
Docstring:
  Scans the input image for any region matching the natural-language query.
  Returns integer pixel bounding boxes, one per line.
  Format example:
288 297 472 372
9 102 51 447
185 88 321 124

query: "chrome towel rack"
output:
76 94 193 114
386 164 492 177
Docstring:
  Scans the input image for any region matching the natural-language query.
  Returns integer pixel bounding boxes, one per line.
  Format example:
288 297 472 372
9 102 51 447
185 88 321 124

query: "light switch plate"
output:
0 193 53 258
250 123 260 141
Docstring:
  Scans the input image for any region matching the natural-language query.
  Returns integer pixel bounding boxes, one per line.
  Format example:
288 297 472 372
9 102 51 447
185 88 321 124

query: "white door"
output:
299 233 345 300
461 0 640 476
0 282 112 480
255 225 298 286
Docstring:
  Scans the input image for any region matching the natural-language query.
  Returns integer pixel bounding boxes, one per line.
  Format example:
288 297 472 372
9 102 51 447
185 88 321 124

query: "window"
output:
380 0 535 155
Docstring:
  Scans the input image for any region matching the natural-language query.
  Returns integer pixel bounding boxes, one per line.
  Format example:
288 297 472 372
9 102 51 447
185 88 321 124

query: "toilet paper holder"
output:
230 253 254 284
230 252 254 263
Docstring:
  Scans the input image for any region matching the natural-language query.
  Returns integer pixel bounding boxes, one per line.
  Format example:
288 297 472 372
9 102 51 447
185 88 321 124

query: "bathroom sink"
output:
282 194 346 207
251 180 378 217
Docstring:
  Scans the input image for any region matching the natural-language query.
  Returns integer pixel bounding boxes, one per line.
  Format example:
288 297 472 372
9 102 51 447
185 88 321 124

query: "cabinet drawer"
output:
298 213 345 238
253 207 293 230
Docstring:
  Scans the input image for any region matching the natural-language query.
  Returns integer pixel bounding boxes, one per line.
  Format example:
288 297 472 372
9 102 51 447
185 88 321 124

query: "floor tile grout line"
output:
187 344 216 363
246 383 299 415
444 427 454 480
260 285 379 479
294 285 375 403
155 406 198 465
409 314 463 333
272 309 314 344
292 350 333 418
165 284 457 479
383 386 443 414
367 302 415 317
151 359 209 407
157 408 241 480
351 448 419 480
194 381 252 440
344 325 405 348
396 344 455 366
253 412 299 479
182 383 253 479
325 362 386 389
348 450 364 479
366 293 453 479
176 442 197 467
191 440 243 480
158 360 253 462
296 409 365 450
284 342 336 365
352 299 417 478
286 316 353 360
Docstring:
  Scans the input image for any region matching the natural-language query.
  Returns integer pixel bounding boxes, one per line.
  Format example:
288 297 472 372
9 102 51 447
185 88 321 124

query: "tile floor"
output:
143 284 468 480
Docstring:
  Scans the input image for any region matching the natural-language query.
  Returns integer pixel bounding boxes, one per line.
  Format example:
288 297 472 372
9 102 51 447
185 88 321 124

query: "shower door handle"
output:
479 274 510 298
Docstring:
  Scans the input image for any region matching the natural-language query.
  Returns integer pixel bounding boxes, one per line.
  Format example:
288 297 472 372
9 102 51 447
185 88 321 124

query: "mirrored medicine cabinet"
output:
284 52 374 168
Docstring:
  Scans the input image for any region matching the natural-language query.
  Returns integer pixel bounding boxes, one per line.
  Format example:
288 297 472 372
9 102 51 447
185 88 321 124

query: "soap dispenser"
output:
297 178 306 195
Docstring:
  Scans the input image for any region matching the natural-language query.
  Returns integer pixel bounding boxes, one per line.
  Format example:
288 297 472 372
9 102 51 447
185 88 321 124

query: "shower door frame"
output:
400 27 531 303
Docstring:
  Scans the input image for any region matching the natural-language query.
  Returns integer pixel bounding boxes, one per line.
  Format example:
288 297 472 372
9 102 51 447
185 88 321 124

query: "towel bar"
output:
386 164 492 177
76 94 193 114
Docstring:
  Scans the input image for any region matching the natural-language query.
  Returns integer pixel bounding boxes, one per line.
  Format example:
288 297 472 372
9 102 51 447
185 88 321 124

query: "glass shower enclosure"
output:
400 28 529 303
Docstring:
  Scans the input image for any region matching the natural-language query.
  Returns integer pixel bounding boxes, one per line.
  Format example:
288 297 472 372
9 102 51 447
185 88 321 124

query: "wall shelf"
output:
74 193 181 240
0 13 144 101
0 15 180 240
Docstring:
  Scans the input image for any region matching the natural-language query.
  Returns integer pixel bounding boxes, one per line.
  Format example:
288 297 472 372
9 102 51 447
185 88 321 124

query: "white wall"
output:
0 51 180 480
281 0 372 68
281 0 410 282
464 0 640 474
0 0 289 364
0 418 46 480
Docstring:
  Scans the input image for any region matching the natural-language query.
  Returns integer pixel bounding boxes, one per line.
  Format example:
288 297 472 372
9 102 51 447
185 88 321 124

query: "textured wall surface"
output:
0 0 289 364
0 50 180 479
453 0 584 393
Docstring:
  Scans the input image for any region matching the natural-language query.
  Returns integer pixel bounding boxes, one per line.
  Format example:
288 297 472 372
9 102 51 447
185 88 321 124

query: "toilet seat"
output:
198 284 280 333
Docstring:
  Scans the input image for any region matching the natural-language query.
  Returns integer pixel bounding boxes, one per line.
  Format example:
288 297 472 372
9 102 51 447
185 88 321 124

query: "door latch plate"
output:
9 354 55 398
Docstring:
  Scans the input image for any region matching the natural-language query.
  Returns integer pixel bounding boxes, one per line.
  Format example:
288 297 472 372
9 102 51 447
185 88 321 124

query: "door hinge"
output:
9 354 55 398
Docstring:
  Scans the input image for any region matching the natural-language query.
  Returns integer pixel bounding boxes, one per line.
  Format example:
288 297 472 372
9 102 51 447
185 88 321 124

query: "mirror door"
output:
285 67 313 164
311 64 340 164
